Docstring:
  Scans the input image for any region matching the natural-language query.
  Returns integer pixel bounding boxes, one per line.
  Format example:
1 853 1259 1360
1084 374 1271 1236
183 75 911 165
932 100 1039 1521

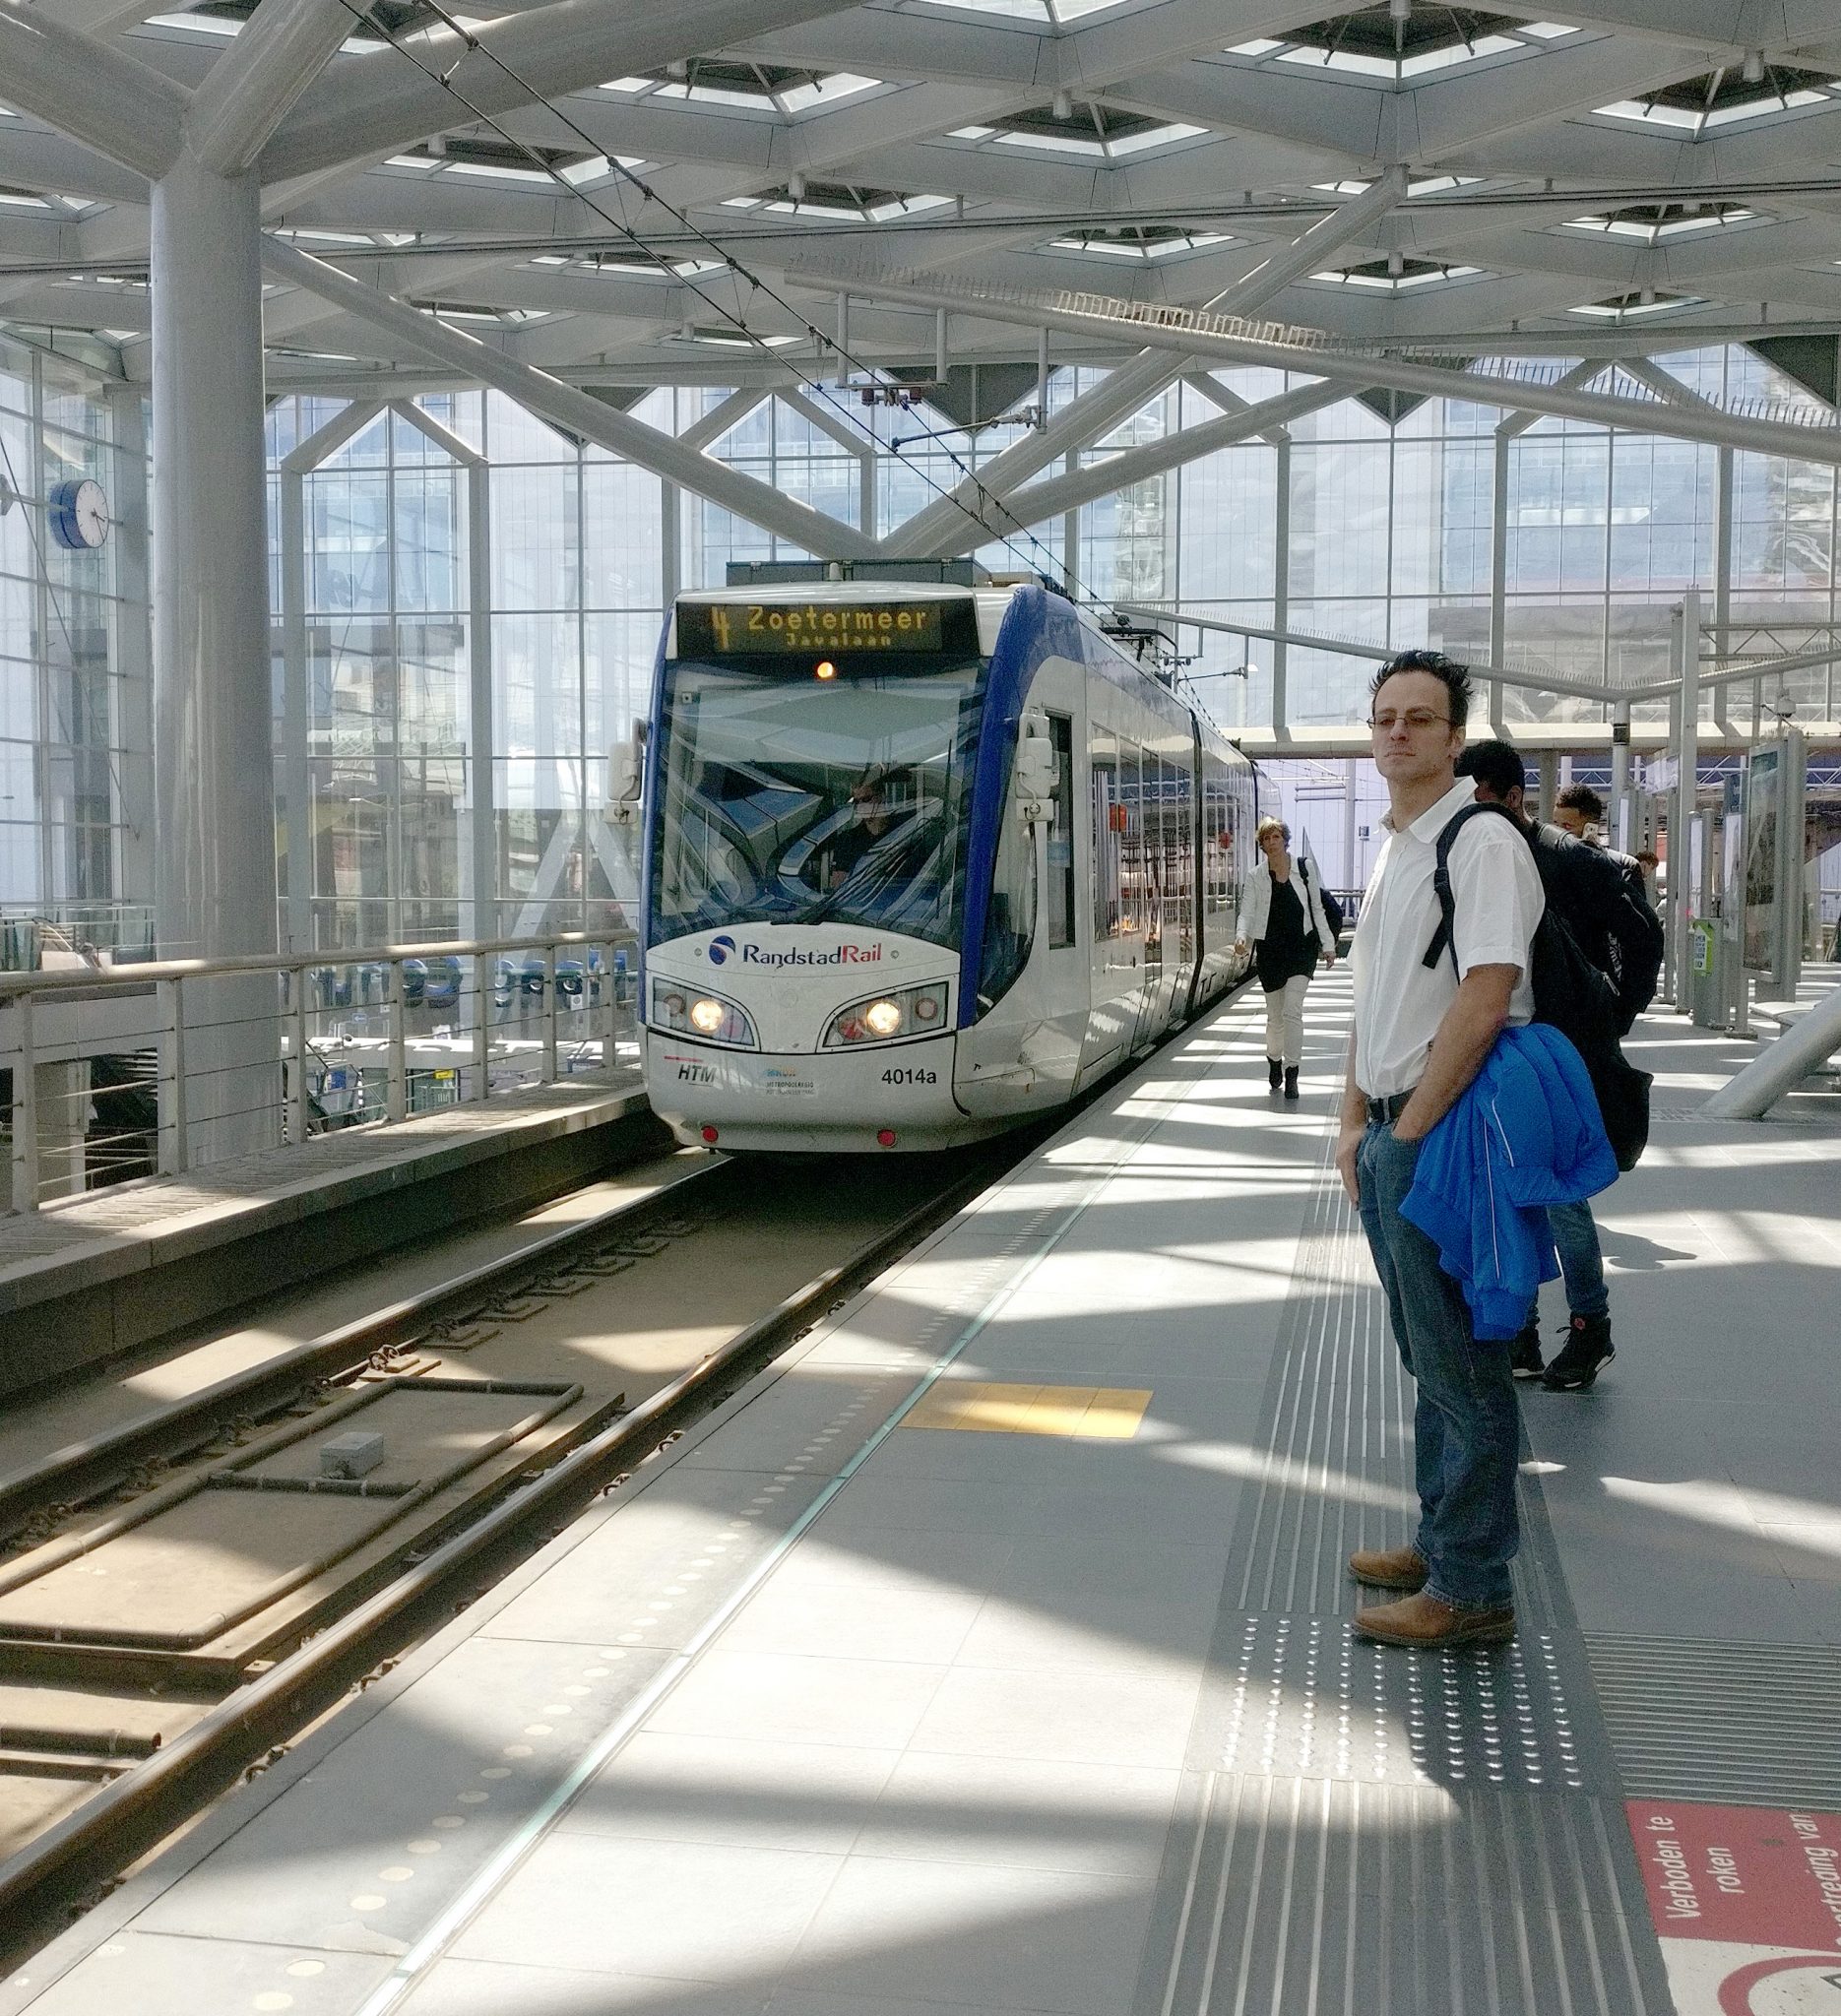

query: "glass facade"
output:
0 335 151 959
2 343 1839 954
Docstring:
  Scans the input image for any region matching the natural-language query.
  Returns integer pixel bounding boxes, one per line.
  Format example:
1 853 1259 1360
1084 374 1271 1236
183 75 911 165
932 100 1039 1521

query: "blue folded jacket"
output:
1400 1022 1619 1341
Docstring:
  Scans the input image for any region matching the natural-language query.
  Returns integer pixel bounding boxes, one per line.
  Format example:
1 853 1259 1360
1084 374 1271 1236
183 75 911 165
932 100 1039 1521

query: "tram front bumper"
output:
644 1030 972 1151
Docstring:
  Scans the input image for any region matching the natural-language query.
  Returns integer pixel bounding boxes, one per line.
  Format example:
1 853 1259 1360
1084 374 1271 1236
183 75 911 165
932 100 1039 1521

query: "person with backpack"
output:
1455 741 1663 1391
1553 782 1648 906
1337 650 1547 1650
1236 816 1339 1100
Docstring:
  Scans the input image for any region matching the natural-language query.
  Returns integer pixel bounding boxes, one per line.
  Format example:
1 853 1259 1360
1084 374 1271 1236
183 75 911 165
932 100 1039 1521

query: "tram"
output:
637 569 1258 1152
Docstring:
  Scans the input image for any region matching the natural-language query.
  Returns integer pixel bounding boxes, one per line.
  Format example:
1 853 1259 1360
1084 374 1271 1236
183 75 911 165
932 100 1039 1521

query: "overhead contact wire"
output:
312 0 1103 602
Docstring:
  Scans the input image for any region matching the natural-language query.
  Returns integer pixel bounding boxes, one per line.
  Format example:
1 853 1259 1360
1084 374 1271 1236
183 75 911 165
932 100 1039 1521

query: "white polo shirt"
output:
1351 776 1545 1099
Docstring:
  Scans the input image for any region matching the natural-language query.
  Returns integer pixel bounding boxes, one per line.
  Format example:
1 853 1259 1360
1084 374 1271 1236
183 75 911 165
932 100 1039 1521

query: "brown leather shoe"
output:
1354 1592 1515 1649
1347 1544 1428 1592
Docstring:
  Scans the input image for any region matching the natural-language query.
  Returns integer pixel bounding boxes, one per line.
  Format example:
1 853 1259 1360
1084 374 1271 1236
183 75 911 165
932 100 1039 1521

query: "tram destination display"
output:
678 598 965 658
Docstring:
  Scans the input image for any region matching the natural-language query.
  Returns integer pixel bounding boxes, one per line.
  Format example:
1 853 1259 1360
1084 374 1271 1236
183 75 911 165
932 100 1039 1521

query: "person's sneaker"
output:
1542 1313 1615 1391
1283 1065 1301 1101
1509 1322 1545 1380
1347 1544 1428 1591
1267 1057 1284 1091
1355 1592 1516 1649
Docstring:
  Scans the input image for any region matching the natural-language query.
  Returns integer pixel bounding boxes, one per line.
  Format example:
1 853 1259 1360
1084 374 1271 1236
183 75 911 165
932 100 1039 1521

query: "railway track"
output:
0 1141 1014 1965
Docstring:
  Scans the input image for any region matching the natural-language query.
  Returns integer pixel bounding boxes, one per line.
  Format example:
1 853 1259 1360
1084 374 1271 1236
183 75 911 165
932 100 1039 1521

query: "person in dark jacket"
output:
1455 740 1661 1390
1555 783 1649 907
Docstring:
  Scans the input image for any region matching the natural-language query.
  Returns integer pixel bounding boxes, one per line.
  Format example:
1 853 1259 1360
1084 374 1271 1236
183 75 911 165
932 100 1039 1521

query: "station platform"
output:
9 984 1841 2016
0 1064 654 1396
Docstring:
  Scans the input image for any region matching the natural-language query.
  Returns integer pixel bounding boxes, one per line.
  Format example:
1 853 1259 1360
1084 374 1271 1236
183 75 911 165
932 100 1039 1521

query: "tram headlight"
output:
823 980 949 1048
651 976 757 1048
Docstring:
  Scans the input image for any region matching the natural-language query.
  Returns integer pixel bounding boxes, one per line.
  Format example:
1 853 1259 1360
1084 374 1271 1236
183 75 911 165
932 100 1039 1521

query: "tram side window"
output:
979 749 1039 1013
1090 731 1121 942
1124 740 1159 956
1162 748 1195 963
1047 714 1075 949
1201 756 1235 918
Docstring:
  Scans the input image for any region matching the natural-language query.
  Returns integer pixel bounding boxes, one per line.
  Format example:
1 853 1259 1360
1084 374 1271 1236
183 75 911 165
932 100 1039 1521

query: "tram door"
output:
1088 726 1147 1073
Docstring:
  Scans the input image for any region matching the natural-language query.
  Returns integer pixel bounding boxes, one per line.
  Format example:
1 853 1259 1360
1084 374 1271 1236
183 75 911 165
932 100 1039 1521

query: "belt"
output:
1365 1090 1416 1126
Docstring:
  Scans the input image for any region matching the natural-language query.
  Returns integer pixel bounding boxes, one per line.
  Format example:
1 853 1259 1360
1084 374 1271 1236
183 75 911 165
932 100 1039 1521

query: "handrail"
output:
0 928 645 1214
0 928 639 999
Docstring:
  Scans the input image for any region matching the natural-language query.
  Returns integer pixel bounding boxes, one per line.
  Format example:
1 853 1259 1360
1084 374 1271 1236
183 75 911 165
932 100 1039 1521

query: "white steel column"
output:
1490 431 1509 732
281 469 311 952
104 382 156 927
1272 437 1291 737
153 153 273 961
469 463 496 941
152 149 279 1154
1674 591 1702 1014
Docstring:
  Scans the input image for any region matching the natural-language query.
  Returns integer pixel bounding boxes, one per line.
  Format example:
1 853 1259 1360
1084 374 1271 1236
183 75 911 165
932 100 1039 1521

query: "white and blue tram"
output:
639 572 1258 1152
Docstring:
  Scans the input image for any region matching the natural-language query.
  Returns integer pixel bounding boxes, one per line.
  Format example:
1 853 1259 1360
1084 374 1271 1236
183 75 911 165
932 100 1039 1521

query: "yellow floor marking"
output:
902 1381 1153 1440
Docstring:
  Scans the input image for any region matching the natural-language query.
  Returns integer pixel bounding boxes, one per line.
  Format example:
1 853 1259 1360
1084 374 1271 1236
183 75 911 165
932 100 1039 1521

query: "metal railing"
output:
0 930 640 1216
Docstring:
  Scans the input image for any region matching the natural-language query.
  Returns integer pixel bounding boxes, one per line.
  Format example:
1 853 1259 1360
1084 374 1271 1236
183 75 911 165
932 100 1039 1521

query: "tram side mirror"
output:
1015 728 1057 826
607 739 642 825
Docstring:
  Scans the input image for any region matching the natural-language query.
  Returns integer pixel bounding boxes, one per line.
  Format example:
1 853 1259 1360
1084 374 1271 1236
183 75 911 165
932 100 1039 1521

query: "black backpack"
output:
1297 859 1346 942
1425 803 1652 1171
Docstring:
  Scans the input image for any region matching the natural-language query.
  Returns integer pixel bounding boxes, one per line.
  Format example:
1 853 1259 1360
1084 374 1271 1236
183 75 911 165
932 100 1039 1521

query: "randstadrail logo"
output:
708 933 736 966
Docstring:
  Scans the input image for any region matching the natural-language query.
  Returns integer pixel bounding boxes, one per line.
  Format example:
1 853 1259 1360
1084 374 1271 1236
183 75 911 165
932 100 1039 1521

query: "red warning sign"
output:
1627 1802 1841 2014
1628 1802 1841 1953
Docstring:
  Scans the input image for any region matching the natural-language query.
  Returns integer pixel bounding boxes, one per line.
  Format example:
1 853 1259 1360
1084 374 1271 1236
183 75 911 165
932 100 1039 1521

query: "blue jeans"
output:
1357 1121 1520 1610
1528 1198 1609 1325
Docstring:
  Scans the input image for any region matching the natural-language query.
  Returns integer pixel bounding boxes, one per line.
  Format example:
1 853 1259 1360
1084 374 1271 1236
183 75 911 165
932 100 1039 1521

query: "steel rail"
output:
0 1151 716 1543
0 1161 991 1965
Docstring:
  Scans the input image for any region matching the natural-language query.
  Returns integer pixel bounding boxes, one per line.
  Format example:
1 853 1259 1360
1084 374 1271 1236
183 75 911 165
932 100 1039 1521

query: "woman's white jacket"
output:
1236 856 1337 958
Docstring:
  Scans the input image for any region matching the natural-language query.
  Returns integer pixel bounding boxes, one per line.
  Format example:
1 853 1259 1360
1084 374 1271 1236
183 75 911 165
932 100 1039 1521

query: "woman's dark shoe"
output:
1268 1057 1284 1091
1284 1066 1300 1101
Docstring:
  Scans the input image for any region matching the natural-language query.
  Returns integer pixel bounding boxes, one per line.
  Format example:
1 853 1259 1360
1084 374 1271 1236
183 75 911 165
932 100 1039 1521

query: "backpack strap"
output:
1421 801 1515 973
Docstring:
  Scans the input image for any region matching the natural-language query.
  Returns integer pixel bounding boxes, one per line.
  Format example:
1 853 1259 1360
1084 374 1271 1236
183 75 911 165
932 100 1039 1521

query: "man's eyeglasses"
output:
1367 710 1452 733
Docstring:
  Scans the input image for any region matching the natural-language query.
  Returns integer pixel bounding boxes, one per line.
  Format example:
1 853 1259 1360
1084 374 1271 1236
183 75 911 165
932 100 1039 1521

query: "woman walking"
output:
1236 816 1338 1099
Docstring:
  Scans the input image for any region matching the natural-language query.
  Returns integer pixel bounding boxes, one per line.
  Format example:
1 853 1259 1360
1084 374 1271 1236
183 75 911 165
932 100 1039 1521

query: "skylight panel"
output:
1313 257 1483 289
530 252 726 280
1313 175 1483 196
1595 66 1841 136
778 73 880 111
413 301 548 325
1564 202 1755 241
1235 9 1574 86
725 181 951 223
678 327 801 349
1571 290 1703 320
972 102 1208 159
1050 225 1236 259
906 0 1139 18
603 60 882 116
386 139 630 185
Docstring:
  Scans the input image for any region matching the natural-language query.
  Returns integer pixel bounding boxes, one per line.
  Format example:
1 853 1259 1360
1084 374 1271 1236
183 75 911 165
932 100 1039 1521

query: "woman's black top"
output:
1255 870 1318 990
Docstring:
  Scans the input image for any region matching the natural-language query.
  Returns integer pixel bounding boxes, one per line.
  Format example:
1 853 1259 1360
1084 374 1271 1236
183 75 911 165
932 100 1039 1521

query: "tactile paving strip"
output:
1585 1633 1841 1807
1149 1774 1661 2016
1137 1125 1675 2015
1217 1173 1559 1628
1199 1614 1594 1794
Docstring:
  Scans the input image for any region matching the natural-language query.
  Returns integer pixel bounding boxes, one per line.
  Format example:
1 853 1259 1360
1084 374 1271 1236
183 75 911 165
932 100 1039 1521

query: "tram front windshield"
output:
652 658 984 950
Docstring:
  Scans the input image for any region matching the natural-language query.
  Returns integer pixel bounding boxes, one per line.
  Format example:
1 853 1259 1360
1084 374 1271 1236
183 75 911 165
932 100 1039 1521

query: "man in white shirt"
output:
1336 651 1546 1650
